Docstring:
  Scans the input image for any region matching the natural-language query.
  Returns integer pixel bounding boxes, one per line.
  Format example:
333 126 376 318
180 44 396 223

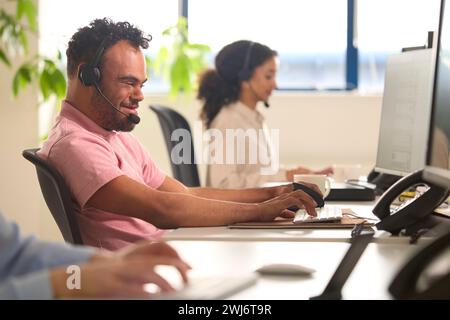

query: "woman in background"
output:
198 40 332 188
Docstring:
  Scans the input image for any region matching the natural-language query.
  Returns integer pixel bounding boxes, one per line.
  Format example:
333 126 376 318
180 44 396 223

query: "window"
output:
187 0 442 92
358 0 441 93
188 0 347 90
39 0 442 93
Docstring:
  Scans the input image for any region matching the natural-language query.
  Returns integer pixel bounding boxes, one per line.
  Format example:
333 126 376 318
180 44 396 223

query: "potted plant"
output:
0 0 66 104
152 16 211 98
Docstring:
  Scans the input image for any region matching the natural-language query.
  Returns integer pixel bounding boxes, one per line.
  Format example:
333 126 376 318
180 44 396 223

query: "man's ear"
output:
76 63 85 82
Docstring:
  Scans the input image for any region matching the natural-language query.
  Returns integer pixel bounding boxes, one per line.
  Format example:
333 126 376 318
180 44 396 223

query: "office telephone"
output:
389 223 450 299
373 170 449 235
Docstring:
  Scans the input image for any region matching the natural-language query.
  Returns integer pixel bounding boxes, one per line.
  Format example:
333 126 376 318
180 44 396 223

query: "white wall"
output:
0 0 48 237
136 92 382 185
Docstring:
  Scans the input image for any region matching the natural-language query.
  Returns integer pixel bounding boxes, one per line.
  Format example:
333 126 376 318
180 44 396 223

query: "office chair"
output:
22 148 83 245
149 105 201 187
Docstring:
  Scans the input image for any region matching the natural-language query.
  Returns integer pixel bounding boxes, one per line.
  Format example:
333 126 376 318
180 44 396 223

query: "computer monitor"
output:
375 48 437 177
423 166 450 189
428 0 450 171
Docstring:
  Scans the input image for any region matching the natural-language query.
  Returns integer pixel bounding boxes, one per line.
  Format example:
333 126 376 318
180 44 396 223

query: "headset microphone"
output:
94 83 141 124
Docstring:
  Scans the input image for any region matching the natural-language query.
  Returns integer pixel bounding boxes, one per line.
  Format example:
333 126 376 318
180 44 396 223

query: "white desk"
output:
164 227 419 244
166 240 431 300
163 201 423 244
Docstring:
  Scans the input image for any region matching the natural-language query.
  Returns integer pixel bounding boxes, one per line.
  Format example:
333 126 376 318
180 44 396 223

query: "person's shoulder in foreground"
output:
0 211 189 299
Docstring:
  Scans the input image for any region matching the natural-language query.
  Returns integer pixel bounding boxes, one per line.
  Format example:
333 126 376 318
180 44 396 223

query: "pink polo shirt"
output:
38 101 167 250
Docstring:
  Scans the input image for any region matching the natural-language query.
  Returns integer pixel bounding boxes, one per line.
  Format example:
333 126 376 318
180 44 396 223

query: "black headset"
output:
237 41 255 82
78 39 107 87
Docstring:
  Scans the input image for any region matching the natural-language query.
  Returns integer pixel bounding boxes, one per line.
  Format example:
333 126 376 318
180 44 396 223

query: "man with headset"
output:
38 18 320 250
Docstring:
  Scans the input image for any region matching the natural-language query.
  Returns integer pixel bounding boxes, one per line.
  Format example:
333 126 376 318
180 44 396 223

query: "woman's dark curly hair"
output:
66 18 151 78
198 40 276 128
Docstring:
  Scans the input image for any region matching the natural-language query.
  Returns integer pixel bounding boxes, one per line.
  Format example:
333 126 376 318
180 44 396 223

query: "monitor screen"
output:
428 0 450 170
375 48 436 176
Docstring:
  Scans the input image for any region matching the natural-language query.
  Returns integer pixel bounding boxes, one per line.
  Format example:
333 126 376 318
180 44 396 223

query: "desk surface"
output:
165 240 430 300
163 201 420 244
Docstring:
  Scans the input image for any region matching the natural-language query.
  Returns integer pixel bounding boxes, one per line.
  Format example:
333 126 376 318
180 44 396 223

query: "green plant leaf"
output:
23 0 37 32
18 29 29 53
16 0 25 19
162 26 173 36
40 133 48 141
154 47 169 76
12 65 32 97
39 69 51 100
20 65 32 82
170 53 191 96
152 17 210 99
3 2 64 106
40 59 66 100
189 56 205 80
0 48 11 67
145 55 153 77
16 0 37 31
12 75 21 97
49 68 66 98
186 43 211 52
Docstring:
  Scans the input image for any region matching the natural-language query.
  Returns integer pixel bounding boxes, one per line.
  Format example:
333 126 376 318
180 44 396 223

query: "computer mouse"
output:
255 263 316 276
287 182 325 212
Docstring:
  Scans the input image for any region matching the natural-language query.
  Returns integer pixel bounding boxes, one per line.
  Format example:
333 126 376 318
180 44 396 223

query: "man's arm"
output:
0 214 94 280
0 213 94 299
86 175 317 228
158 176 323 204
158 176 291 203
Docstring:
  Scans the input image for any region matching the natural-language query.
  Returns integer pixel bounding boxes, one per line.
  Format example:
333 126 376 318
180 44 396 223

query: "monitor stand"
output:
310 231 375 300
371 173 401 195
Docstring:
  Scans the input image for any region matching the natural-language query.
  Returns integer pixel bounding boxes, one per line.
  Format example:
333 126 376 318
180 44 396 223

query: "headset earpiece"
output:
78 64 101 86
238 69 252 82
238 41 255 82
78 39 107 87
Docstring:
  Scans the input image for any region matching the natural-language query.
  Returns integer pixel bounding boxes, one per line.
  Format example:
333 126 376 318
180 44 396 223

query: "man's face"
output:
91 40 147 132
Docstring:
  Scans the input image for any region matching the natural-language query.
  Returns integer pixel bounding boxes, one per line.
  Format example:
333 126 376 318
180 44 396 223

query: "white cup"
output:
293 174 332 198
332 164 363 182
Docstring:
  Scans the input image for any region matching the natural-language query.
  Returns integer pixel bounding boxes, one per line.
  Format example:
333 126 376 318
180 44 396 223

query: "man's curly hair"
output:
66 18 151 77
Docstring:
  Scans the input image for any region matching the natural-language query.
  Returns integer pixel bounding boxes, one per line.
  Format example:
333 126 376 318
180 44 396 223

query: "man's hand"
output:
51 242 190 299
258 189 318 222
274 182 323 199
114 241 191 283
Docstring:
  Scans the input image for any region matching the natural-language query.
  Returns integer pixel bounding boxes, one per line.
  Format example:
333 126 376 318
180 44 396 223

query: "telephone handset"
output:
373 170 449 235
389 223 450 299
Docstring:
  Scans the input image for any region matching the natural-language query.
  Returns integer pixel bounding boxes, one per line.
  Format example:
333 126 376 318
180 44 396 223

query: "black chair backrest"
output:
149 105 201 187
22 148 83 244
